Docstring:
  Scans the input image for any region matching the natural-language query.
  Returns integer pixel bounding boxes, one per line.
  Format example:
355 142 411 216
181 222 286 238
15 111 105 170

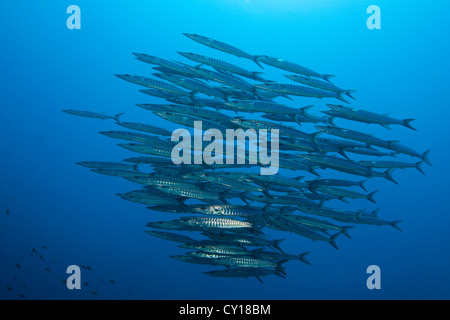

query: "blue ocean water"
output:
1 0 449 300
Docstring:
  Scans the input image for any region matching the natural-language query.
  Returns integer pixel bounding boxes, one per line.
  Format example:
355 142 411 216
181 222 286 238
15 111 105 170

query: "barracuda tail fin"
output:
344 90 357 100
359 179 368 192
402 118 417 131
114 113 125 121
276 263 288 275
368 190 378 203
422 149 432 166
336 92 350 104
298 252 312 265
384 168 398 184
341 226 354 239
415 161 425 175
329 232 341 250
272 239 285 252
391 220 403 232
300 105 315 117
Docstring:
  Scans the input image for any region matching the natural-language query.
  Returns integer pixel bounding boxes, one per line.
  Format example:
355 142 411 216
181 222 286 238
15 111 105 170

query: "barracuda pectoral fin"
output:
255 276 264 284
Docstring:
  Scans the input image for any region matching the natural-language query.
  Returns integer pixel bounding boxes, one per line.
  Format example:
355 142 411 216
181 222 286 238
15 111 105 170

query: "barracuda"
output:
115 74 191 96
177 52 268 82
99 130 172 146
254 83 349 103
285 74 356 99
255 55 334 81
153 72 227 100
183 33 262 68
177 217 254 230
115 122 172 136
326 104 416 130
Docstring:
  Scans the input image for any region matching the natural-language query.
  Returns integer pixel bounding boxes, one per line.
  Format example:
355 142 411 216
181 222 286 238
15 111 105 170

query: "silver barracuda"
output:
62 109 124 121
254 55 335 81
183 33 263 68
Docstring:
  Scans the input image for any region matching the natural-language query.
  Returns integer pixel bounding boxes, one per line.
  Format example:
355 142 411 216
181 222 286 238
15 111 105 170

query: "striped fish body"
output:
115 122 172 136
154 186 221 200
90 168 142 178
190 204 265 217
123 156 174 166
183 33 258 64
115 74 190 96
184 245 250 256
255 83 340 100
118 143 174 158
256 55 331 81
265 214 332 243
132 53 200 78
177 217 253 229
154 73 226 99
118 192 181 206
178 52 267 82
139 88 184 99
327 104 415 130
153 111 228 132
170 255 223 266
315 126 391 149
299 206 360 221
281 214 349 235
62 109 122 121
217 256 277 269
76 161 138 170
226 100 301 115
285 74 350 94
190 67 255 93
314 186 375 202
144 230 196 244
99 131 172 146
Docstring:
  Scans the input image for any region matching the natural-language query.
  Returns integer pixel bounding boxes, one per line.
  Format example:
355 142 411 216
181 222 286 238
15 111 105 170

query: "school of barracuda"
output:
64 33 431 283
